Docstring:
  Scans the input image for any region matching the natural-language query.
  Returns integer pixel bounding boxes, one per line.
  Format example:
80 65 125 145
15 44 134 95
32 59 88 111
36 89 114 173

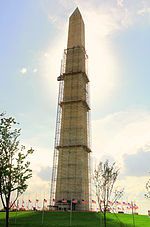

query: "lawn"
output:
0 211 149 227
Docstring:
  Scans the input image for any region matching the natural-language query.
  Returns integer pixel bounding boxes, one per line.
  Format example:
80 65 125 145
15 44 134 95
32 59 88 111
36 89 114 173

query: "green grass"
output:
0 211 150 227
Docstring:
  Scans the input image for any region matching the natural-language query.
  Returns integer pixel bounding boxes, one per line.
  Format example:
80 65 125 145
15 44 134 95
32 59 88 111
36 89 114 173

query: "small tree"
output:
94 160 122 227
0 114 34 227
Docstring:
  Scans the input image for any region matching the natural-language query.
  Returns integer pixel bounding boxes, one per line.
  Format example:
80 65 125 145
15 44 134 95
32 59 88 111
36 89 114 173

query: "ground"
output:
0 211 150 226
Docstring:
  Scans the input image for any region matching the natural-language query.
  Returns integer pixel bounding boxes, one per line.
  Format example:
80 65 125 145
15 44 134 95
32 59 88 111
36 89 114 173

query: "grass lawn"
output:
0 211 150 227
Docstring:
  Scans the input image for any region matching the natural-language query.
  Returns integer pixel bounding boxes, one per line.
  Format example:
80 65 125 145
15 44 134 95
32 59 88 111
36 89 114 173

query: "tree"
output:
94 160 123 227
0 114 34 227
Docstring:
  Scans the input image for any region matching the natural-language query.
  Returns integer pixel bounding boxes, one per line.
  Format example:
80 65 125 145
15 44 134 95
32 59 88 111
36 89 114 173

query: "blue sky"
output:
0 0 150 213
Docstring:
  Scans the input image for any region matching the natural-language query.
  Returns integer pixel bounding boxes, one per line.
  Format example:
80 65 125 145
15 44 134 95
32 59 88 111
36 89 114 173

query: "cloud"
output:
38 166 52 181
20 67 27 74
24 173 50 200
137 8 150 16
117 0 124 8
33 68 38 73
37 30 67 106
123 149 150 176
20 67 38 74
92 108 150 167
78 3 133 109
40 0 68 30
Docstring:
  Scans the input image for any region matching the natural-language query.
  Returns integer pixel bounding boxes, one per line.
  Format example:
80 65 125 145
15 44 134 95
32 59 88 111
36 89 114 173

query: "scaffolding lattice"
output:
49 58 65 207
50 47 92 210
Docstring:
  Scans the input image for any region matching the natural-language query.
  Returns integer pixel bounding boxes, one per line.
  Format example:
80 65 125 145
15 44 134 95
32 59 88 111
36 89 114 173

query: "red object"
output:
44 199 47 203
82 200 88 204
62 199 67 203
122 201 127 205
72 199 77 204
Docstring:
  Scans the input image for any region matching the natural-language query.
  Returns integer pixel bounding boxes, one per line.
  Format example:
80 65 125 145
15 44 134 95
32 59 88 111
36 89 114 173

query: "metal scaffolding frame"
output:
50 46 92 210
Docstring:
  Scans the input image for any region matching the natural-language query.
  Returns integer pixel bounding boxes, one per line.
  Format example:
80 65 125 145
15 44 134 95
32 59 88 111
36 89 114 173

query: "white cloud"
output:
44 52 49 57
117 0 124 8
137 7 150 15
33 68 38 73
123 150 150 176
76 3 132 108
92 109 150 167
37 29 67 105
20 67 38 75
20 67 27 74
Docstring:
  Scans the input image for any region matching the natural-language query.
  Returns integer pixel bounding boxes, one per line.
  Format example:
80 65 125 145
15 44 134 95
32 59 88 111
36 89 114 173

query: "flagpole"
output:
42 199 44 225
70 195 72 227
28 200 29 210
28 194 30 210
35 193 37 210
131 201 135 227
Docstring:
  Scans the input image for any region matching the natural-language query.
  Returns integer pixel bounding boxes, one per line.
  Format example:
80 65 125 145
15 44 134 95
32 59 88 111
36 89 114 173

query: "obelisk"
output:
51 8 91 211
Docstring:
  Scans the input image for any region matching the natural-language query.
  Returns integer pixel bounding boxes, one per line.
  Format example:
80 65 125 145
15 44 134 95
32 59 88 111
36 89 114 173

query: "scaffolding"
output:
50 46 92 210
49 57 65 207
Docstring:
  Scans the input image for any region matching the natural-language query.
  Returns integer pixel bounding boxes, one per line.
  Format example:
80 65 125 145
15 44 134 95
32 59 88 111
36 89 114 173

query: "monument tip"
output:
70 7 82 18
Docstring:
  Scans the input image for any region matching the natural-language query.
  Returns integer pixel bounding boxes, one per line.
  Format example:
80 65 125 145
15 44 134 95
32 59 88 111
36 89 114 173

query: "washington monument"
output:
50 8 91 211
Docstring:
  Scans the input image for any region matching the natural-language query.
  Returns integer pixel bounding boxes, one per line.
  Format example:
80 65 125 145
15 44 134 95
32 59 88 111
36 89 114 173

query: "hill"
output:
0 211 149 227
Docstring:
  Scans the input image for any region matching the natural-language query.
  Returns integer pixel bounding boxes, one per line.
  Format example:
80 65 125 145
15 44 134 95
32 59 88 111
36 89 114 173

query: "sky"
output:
0 0 150 214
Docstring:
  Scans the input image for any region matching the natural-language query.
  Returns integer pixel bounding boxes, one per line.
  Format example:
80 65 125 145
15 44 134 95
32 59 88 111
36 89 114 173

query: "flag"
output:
82 200 88 204
62 199 67 203
72 199 77 204
29 199 32 203
44 199 47 203
36 199 39 203
133 203 138 209
92 200 96 204
115 201 121 205
122 201 127 205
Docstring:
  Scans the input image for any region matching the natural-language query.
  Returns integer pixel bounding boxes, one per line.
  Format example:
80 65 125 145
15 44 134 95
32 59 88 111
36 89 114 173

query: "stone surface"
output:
67 7 85 49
